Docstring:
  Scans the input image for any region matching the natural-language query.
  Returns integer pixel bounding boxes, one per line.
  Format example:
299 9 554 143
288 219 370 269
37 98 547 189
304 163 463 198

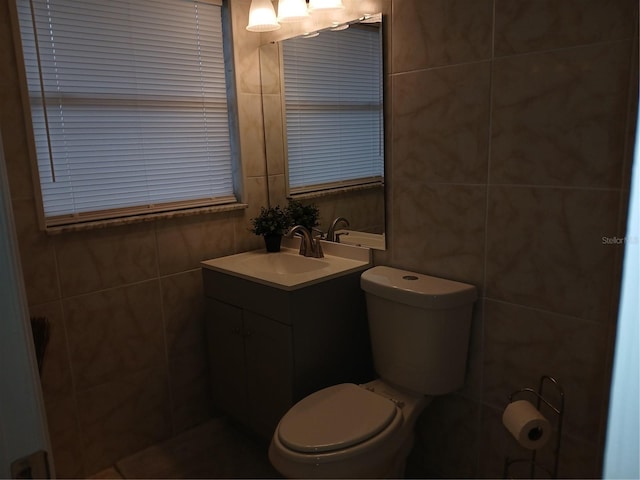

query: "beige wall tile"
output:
486 186 621 322
258 43 281 96
477 405 511 479
12 197 60 304
230 0 262 95
168 346 213 434
458 301 484 401
156 213 237 275
238 175 270 251
621 38 639 192
267 173 287 208
77 368 172 475
414 394 481 478
483 300 609 441
64 281 165 391
237 92 267 177
491 42 632 188
391 0 492 73
494 0 638 56
393 61 491 185
391 183 486 287
44 396 85 479
313 187 385 234
262 94 285 176
56 224 158 297
161 270 205 354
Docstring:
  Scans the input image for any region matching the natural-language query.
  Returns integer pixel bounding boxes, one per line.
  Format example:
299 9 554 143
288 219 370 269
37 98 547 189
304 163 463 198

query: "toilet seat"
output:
278 383 398 454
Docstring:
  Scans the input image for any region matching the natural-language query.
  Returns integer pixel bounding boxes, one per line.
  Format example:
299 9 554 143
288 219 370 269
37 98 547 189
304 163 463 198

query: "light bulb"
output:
277 0 309 23
308 0 344 11
246 0 280 32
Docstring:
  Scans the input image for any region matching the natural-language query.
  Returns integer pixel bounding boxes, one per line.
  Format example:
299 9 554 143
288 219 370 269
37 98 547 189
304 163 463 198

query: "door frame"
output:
0 131 53 478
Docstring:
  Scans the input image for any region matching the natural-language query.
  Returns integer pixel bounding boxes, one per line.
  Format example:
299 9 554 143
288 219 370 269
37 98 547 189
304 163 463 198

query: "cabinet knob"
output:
231 327 241 335
243 330 253 338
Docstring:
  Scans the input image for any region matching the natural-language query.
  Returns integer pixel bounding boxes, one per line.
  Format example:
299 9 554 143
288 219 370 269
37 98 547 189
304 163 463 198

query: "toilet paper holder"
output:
503 375 565 479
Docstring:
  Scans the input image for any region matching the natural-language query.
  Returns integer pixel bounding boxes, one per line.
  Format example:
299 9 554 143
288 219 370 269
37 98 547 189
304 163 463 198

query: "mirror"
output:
259 13 386 250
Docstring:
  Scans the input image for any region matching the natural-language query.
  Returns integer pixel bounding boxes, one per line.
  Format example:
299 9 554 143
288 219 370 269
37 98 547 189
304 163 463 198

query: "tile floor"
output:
89 417 280 479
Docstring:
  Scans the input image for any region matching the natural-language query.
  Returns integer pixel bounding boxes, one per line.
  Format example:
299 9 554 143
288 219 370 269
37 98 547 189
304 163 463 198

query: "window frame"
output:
10 0 243 232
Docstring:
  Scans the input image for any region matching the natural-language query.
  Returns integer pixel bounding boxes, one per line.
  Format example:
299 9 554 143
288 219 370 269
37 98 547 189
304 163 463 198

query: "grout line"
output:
153 221 177 437
482 0 497 301
114 462 127 479
51 238 89 477
474 2 497 474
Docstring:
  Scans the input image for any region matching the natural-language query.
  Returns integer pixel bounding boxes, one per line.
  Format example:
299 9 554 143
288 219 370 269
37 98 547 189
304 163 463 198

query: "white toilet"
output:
268 265 477 478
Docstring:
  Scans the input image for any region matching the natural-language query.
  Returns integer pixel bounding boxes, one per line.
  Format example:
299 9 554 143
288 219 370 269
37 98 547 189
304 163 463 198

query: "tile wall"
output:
1 0 269 476
380 0 638 478
0 0 637 478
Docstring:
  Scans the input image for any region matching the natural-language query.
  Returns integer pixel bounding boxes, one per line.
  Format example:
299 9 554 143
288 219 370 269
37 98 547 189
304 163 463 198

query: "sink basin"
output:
201 240 371 290
240 253 330 275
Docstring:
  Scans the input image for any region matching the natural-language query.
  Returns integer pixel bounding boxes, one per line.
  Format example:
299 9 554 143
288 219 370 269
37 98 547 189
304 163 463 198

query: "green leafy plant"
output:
286 199 320 231
250 205 292 236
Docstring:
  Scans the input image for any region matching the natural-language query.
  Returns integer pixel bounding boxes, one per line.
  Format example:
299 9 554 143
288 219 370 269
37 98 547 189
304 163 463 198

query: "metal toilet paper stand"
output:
503 375 565 479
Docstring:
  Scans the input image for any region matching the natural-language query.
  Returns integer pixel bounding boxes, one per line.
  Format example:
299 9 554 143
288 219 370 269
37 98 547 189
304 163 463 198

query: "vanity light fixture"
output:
277 0 309 22
246 0 280 31
361 12 382 23
246 0 346 32
308 0 344 11
329 22 349 31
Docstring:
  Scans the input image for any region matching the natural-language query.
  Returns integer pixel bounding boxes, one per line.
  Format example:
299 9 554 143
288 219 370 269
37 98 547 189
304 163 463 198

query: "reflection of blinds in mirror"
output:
282 26 384 192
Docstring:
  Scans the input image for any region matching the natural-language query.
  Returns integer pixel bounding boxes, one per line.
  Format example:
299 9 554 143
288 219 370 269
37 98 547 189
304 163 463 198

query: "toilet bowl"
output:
268 379 429 479
269 266 477 478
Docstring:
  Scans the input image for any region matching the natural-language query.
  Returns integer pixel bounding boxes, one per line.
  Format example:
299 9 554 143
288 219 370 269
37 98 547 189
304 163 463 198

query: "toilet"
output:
268 265 477 478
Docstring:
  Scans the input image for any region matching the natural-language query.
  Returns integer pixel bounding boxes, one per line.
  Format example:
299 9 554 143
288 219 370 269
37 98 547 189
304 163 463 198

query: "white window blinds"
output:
282 25 384 194
16 0 235 226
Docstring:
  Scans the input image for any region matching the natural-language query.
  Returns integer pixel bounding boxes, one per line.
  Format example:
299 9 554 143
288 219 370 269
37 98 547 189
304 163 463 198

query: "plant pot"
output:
263 234 282 252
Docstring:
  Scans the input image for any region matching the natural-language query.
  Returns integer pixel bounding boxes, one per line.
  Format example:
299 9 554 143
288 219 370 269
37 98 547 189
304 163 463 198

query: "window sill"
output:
44 202 248 235
288 182 383 202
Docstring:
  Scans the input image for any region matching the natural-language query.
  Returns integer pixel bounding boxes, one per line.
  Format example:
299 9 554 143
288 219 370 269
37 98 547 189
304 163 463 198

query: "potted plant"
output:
286 199 320 232
250 205 292 252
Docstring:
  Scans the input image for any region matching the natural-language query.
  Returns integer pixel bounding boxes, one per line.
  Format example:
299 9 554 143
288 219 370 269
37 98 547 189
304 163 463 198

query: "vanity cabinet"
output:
202 267 373 440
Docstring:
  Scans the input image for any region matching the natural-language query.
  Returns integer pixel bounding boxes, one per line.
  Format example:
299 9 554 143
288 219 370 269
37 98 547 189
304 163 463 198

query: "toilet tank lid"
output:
361 266 477 309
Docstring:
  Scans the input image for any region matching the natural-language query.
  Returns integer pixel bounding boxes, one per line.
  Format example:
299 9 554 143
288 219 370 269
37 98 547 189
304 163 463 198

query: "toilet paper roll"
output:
502 400 552 450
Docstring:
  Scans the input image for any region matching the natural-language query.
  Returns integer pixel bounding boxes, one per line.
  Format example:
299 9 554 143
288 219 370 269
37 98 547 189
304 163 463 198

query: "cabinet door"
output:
243 311 293 439
205 298 246 422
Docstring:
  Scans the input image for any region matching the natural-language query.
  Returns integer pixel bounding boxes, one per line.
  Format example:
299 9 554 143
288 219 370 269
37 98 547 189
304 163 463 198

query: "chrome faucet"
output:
286 225 324 258
327 216 350 242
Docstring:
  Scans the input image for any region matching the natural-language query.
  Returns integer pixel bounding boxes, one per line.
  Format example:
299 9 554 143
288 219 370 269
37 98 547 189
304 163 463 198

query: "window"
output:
282 24 384 194
15 0 236 227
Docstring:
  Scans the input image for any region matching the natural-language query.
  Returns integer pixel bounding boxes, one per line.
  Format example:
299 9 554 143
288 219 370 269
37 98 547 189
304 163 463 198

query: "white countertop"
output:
201 238 371 291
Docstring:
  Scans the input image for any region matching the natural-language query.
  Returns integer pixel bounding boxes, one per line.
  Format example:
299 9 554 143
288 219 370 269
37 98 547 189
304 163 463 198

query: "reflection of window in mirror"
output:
282 24 383 195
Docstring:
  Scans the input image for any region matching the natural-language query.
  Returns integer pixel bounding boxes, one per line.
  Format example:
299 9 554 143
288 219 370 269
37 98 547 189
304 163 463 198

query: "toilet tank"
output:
361 266 477 395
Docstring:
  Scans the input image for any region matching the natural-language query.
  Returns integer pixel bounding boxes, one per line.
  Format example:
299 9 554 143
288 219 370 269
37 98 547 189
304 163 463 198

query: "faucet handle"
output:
313 238 324 258
311 228 324 258
335 231 349 243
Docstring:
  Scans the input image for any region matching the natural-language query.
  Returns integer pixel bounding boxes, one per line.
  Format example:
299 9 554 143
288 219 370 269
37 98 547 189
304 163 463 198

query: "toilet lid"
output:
278 383 398 453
